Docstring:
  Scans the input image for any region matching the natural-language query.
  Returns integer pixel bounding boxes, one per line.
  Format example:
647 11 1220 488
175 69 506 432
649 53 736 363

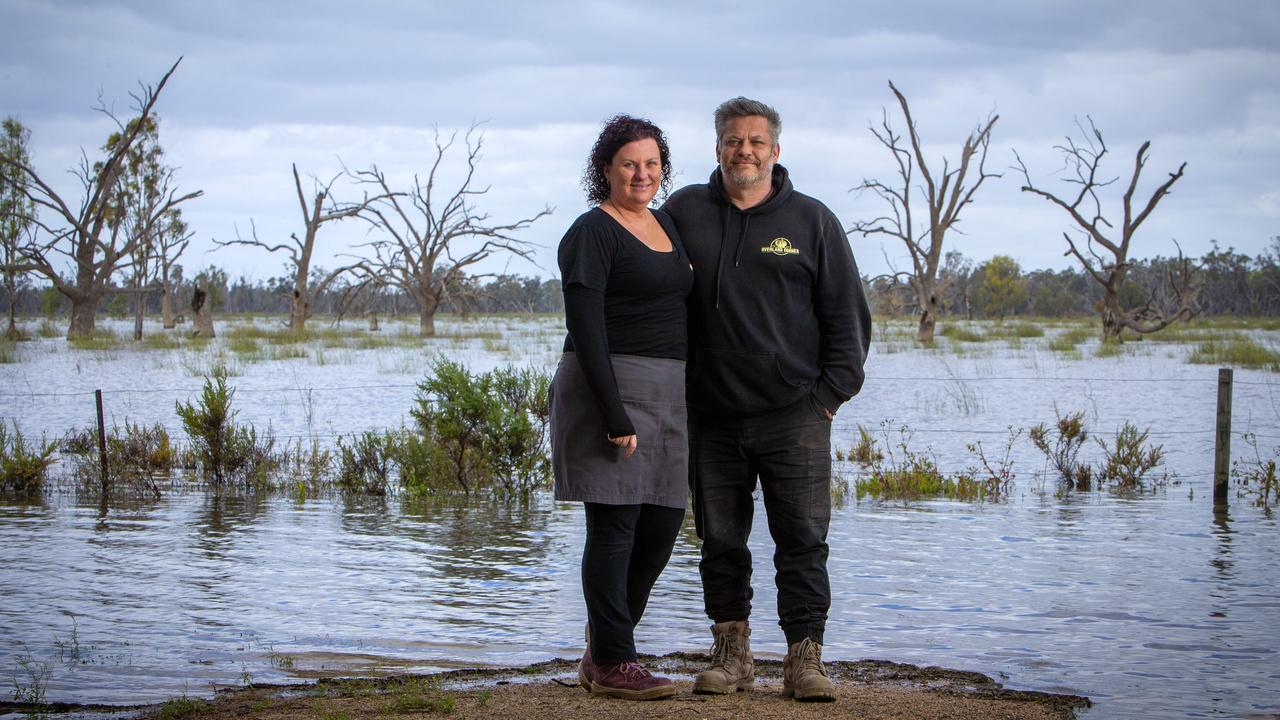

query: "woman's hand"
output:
609 434 637 459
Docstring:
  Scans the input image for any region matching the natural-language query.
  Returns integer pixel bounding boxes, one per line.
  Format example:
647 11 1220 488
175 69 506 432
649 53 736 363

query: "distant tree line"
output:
866 239 1280 320
2 269 564 320
7 239 1279 323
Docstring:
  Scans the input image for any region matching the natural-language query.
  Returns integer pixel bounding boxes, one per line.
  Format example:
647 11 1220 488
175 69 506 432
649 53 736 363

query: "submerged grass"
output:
1187 335 1280 371
986 322 1045 339
1049 326 1093 352
142 331 186 350
939 324 986 343
69 329 124 351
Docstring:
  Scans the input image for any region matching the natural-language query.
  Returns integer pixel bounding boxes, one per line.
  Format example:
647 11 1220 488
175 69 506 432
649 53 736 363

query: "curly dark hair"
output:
582 114 673 205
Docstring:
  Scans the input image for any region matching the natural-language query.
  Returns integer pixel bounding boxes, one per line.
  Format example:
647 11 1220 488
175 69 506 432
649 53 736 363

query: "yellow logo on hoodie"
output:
761 237 800 256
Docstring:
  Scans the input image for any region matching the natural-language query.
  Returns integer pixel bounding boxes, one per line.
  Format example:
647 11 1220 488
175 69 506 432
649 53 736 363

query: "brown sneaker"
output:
782 637 836 702
591 661 675 700
693 620 754 694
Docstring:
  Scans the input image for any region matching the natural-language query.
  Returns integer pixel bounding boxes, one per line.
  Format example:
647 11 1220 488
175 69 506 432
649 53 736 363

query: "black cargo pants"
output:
690 395 833 646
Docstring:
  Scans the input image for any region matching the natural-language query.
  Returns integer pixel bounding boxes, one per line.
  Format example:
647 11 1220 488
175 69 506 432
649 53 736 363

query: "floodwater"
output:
2 317 1279 719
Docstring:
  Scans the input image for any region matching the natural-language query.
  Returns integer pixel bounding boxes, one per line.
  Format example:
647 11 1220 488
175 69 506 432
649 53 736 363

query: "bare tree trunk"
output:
289 287 309 336
192 286 215 338
369 313 379 332
67 296 98 339
917 305 938 343
912 275 940 343
161 278 175 328
418 308 436 337
4 274 16 340
132 275 146 341
133 296 144 340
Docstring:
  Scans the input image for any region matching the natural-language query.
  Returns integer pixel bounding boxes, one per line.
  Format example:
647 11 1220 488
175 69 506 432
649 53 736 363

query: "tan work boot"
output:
693 620 754 694
783 637 836 702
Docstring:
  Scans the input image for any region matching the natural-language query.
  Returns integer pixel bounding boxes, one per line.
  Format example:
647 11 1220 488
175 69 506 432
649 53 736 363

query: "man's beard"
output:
725 158 772 187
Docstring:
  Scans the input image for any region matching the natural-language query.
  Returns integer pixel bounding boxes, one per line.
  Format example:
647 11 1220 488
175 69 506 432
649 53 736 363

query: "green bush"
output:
0 422 57 496
64 420 180 497
175 369 279 487
392 429 455 495
1096 422 1165 489
1029 408 1093 489
407 358 552 495
1232 432 1278 511
335 431 395 495
283 438 333 495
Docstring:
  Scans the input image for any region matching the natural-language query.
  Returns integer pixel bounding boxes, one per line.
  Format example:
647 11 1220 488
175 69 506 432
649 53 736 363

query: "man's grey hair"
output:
714 97 782 145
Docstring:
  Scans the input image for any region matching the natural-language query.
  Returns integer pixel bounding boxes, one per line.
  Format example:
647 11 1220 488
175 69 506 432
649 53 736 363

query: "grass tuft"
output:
1187 335 1280 371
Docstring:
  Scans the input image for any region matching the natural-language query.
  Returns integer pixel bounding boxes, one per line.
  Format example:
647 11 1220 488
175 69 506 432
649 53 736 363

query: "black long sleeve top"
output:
558 207 693 437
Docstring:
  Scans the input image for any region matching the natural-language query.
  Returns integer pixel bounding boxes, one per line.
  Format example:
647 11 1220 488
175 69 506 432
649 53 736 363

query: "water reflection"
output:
1209 501 1234 620
1 488 1278 717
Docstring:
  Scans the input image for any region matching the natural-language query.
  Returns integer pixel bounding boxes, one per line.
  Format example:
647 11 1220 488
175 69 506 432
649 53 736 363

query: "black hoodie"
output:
662 165 871 418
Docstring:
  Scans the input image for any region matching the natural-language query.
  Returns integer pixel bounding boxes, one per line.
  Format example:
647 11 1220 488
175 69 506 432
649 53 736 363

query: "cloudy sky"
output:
3 0 1278 282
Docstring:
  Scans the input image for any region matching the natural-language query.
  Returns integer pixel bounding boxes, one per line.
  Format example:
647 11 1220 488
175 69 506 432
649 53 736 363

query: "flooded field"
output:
2 316 1279 719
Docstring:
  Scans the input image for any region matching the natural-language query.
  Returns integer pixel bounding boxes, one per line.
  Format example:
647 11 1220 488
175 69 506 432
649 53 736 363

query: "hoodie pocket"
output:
692 349 799 414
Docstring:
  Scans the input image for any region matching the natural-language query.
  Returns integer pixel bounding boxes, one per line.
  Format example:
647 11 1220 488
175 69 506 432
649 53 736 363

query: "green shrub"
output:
407 358 552 495
0 422 57 496
393 430 455 496
1232 433 1279 511
849 424 883 465
1096 422 1165 488
1029 408 1092 489
175 369 279 486
63 420 180 497
336 431 395 495
284 438 333 494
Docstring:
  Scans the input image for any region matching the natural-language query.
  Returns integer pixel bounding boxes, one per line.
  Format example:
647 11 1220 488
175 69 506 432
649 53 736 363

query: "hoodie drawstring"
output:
734 214 751 268
714 204 729 309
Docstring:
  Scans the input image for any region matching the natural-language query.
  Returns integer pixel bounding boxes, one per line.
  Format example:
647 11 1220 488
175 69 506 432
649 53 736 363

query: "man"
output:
662 97 871 702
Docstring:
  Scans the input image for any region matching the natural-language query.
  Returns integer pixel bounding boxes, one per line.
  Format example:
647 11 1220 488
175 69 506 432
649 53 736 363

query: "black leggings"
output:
582 502 685 664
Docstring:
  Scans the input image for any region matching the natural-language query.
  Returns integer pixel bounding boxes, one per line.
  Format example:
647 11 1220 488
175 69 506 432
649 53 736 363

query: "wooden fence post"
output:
95 389 108 496
1214 368 1232 504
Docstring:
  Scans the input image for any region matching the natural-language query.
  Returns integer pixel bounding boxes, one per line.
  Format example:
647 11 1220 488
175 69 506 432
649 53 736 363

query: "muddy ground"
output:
3 653 1091 719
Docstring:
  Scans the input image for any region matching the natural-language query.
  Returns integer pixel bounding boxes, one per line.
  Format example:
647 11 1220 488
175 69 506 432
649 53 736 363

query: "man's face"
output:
716 115 779 189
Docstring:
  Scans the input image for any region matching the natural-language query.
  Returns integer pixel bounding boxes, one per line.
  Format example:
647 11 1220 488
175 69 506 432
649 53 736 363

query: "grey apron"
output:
550 352 688 509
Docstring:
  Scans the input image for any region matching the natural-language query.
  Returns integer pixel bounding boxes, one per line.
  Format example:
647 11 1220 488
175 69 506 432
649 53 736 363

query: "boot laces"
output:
796 638 828 676
708 634 737 667
618 661 650 680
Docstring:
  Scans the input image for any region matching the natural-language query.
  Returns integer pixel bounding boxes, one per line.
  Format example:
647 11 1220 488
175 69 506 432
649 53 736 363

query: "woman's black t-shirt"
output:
558 207 693 436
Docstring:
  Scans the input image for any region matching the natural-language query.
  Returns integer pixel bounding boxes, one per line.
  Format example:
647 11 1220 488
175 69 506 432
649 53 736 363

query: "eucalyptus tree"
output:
1 117 36 339
350 125 552 337
850 81 999 343
1016 118 1199 341
101 114 191 339
216 164 384 335
0 59 201 339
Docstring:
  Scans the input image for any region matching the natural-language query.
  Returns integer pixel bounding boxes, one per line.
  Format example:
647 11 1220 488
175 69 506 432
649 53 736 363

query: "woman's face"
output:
605 138 663 208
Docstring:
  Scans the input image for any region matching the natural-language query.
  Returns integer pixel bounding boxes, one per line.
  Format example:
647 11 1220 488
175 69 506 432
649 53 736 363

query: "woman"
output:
549 115 693 701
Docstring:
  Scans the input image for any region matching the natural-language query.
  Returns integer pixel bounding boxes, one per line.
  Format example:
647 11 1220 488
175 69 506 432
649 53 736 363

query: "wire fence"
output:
5 371 1278 465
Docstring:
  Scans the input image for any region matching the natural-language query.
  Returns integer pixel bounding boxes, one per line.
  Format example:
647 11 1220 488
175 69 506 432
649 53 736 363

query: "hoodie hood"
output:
708 164 794 308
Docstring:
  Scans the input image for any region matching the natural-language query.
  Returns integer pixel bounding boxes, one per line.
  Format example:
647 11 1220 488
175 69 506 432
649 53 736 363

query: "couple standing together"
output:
548 97 872 702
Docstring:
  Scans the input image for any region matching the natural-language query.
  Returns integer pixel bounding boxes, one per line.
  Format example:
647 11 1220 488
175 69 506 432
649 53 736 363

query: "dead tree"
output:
157 212 192 328
191 285 215 338
1016 118 1198 342
850 81 999 343
216 164 381 335
350 126 552 337
0 59 201 339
